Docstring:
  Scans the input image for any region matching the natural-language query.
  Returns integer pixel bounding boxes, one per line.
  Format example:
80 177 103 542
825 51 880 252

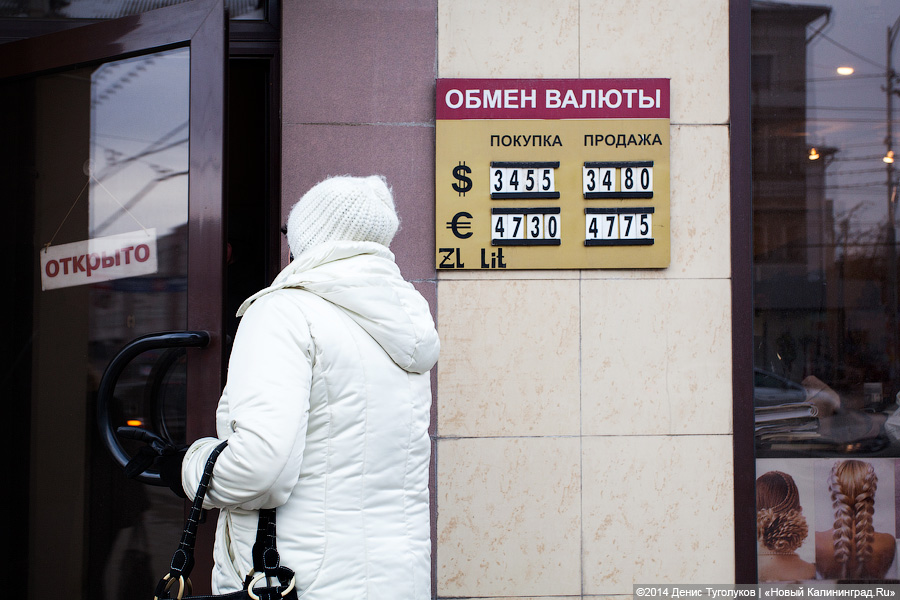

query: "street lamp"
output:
887 15 900 173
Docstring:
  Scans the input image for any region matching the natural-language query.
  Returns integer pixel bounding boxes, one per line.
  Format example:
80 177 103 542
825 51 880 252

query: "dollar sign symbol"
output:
452 161 473 196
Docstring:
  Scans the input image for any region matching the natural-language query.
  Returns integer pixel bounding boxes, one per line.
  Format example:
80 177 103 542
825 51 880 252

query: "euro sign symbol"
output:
447 212 473 239
452 162 473 195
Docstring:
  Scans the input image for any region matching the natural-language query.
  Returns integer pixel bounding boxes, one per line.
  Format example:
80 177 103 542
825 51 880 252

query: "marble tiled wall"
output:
436 0 734 597
281 0 735 596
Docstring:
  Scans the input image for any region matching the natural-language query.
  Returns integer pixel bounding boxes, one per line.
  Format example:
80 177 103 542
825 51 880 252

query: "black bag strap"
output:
155 440 229 600
252 508 280 574
155 440 297 600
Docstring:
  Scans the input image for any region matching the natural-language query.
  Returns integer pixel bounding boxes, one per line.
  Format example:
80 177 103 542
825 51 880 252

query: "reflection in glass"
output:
87 49 190 446
753 0 900 456
86 48 191 600
753 0 900 583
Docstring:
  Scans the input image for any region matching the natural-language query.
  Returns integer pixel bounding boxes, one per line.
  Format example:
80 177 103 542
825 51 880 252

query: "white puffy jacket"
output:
181 241 440 599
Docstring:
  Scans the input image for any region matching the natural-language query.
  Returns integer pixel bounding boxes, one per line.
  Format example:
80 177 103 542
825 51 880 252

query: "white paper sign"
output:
40 229 159 291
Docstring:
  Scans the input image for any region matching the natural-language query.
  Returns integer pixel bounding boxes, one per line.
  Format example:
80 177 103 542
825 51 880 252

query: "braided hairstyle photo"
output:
815 459 896 581
827 460 879 579
757 470 810 554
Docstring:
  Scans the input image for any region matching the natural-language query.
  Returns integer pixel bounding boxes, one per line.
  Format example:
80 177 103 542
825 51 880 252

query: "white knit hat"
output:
286 175 399 259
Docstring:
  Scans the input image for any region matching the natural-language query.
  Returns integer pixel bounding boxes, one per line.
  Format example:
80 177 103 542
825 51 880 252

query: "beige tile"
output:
437 279 581 437
582 436 735 594
667 125 730 278
436 437 582 597
580 0 729 124
438 269 580 281
581 279 732 436
438 0 580 78
582 125 731 281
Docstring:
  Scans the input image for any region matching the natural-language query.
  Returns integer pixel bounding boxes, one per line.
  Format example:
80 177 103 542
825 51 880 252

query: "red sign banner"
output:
436 78 670 120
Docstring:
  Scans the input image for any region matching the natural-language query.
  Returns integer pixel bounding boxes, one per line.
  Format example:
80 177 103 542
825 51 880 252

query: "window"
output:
750 0 900 583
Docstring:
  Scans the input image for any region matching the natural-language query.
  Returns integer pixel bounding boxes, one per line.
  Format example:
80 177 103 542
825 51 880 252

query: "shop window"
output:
752 0 900 583
752 54 774 92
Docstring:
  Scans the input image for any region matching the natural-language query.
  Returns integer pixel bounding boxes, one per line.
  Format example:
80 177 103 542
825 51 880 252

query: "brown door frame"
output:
0 0 227 590
730 0 756 584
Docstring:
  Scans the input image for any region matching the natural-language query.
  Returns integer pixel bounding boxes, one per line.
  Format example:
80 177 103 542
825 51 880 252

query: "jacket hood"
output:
237 241 439 374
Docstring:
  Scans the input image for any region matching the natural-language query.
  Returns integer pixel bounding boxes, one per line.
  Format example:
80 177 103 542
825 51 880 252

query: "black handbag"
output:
154 441 299 600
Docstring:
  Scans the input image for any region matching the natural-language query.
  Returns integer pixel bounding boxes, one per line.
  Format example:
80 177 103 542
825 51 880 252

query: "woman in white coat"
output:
181 175 440 599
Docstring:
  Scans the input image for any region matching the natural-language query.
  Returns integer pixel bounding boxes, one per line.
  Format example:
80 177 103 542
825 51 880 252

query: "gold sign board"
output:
435 78 670 270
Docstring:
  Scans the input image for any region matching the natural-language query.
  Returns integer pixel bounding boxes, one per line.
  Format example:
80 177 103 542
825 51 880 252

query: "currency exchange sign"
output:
435 78 671 270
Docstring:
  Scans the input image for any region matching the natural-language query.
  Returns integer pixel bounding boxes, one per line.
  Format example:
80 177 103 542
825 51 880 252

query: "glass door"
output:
0 1 225 598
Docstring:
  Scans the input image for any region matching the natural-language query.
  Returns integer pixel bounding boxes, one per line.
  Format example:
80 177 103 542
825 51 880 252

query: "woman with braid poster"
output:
756 462 817 582
815 459 897 580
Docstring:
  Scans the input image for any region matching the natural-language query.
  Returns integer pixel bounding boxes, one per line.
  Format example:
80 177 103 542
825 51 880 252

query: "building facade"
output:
3 0 899 597
282 2 735 594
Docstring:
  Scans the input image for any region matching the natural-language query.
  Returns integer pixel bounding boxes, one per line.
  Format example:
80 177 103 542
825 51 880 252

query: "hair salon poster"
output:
756 458 900 583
